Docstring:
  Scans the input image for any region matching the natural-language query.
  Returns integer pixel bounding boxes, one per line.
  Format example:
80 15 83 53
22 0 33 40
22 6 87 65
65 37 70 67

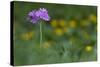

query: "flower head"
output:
28 8 50 24
36 8 50 21
85 45 93 52
28 10 40 23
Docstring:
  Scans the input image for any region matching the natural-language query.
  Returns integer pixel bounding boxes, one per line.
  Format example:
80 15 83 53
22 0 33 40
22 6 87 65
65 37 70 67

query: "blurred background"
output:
13 1 97 66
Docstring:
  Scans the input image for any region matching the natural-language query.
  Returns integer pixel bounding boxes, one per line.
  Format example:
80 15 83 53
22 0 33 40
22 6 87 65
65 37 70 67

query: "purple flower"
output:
28 10 39 23
28 8 50 24
35 8 50 21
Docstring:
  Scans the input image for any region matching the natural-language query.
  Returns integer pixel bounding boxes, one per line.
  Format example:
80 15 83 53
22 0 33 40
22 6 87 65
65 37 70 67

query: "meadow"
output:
13 1 97 66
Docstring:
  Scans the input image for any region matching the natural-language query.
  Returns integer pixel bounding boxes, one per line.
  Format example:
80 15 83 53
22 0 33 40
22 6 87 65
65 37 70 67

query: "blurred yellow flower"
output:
54 28 64 36
89 14 97 23
85 46 93 52
50 19 58 27
69 20 77 28
21 31 34 40
83 31 90 39
43 41 51 49
59 19 66 27
81 20 90 26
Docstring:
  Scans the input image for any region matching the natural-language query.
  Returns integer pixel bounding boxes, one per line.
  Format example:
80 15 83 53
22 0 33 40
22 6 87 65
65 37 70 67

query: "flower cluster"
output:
28 8 50 23
20 31 34 40
50 19 67 36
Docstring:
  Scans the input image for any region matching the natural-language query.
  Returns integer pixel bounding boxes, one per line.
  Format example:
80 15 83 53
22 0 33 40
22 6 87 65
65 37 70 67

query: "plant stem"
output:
40 21 42 49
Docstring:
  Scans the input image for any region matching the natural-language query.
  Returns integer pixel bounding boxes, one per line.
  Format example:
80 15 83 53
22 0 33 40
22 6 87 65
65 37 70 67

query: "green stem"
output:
40 21 42 49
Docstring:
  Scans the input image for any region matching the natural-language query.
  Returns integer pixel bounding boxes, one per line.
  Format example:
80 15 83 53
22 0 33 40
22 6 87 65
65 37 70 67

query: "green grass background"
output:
13 1 97 66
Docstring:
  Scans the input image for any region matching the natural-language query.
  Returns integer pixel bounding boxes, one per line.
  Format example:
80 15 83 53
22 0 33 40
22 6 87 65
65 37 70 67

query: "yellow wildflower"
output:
43 42 51 49
54 28 64 36
85 46 93 52
50 19 58 27
89 14 97 23
21 31 34 40
59 19 66 27
69 20 77 28
81 20 90 26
